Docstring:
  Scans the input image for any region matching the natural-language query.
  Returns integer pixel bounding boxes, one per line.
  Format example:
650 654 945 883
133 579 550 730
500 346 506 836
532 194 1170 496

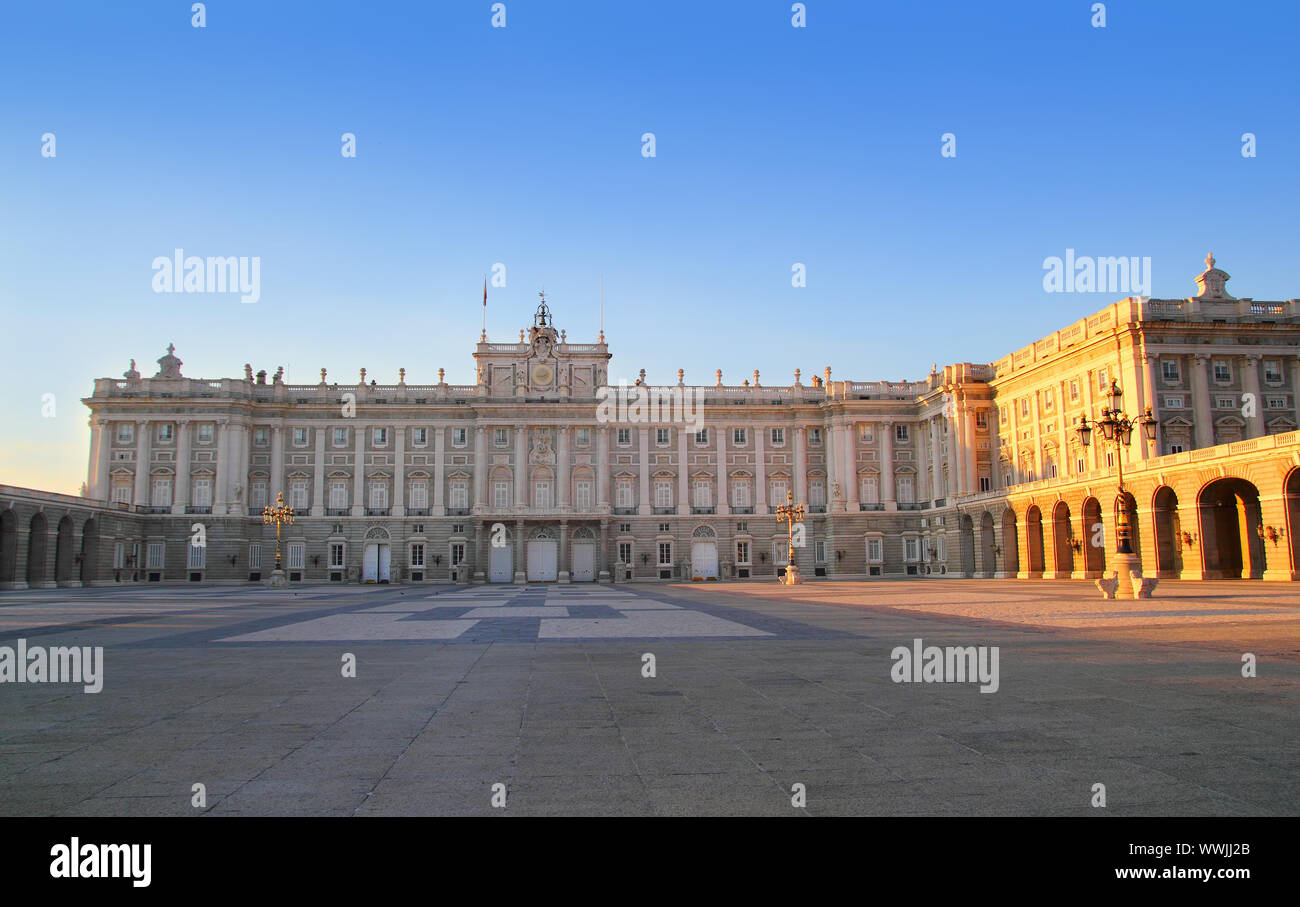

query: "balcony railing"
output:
146 506 169 514
407 508 430 516
365 508 390 516
732 506 754 514
691 506 716 515
807 505 826 514
653 506 675 515
446 507 471 516
860 503 885 511
326 508 349 516
185 505 212 514
612 507 636 515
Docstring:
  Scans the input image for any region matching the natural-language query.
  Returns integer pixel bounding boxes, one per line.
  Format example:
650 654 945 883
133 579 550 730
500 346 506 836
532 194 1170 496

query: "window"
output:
773 542 789 566
1162 360 1180 382
449 481 468 510
770 428 784 445
975 411 988 429
157 424 174 443
494 428 508 447
253 427 268 446
1043 388 1055 411
1263 360 1283 384
1215 396 1235 409
410 544 425 567
1164 395 1184 409
1167 442 1184 454
736 521 748 531
732 479 751 507
493 481 510 509
736 541 750 564
193 477 212 507
658 523 671 533
1213 361 1232 383
770 479 788 503
197 423 214 443
809 480 825 508
860 475 879 504
533 481 552 509
808 428 821 445
656 428 670 445
333 428 348 446
368 482 388 510
1075 457 1085 474
814 540 826 563
290 479 308 510
619 523 631 533
859 424 874 442
903 537 920 562
188 544 205 569
1097 369 1109 391
694 429 708 444
452 523 465 534
1000 406 1008 426
248 543 261 569
895 423 909 442
146 542 165 569
1266 396 1288 409
658 542 673 566
897 475 915 504
329 543 344 568
409 481 428 510
293 428 308 446
413 523 424 534
111 482 131 504
373 428 388 446
655 481 672 508
979 476 991 492
1105 450 1115 468
692 480 712 508
733 428 747 445
287 543 304 570
618 542 633 564
413 428 427 446
152 477 172 507
452 428 467 447
450 543 465 566
616 480 634 508
117 423 135 443
617 428 632 446
1020 398 1030 418
329 481 347 510
1068 381 1080 403
575 481 593 510
576 428 590 446
866 538 883 563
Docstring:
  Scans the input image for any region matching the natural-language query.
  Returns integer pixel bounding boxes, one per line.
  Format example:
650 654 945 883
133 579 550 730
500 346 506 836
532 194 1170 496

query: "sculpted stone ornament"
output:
530 434 555 465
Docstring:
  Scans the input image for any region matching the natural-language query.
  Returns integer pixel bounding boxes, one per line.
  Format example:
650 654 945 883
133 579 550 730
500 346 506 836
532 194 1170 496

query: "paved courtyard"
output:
1 579 1297 816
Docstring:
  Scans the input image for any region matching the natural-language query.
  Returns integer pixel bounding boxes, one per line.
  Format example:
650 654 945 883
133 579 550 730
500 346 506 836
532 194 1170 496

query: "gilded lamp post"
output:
775 489 805 584
262 491 295 577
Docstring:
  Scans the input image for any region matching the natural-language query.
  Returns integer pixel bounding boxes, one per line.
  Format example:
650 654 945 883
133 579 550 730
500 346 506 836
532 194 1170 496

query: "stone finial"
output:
154 343 183 379
794 368 801 385
823 366 832 385
438 367 445 384
360 367 367 384
638 368 646 385
399 367 406 384
1194 253 1235 300
124 359 140 381
519 329 525 343
715 369 722 386
598 328 605 343
273 366 283 384
677 368 684 385
743 379 750 387
561 329 566 343
753 369 760 386
244 363 254 381
1205 252 1215 270
319 367 327 383
812 375 822 388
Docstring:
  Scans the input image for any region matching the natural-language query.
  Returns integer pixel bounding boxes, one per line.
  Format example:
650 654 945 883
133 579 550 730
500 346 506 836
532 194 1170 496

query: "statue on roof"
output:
154 343 183 379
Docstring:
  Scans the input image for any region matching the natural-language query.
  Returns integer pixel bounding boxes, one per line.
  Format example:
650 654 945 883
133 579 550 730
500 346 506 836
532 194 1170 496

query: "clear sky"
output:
2 1 1297 493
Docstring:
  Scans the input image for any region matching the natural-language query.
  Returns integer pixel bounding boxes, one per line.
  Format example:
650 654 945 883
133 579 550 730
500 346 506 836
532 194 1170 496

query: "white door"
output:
572 543 595 582
378 544 391 583
489 543 513 583
527 540 558 581
363 544 378 583
691 541 719 579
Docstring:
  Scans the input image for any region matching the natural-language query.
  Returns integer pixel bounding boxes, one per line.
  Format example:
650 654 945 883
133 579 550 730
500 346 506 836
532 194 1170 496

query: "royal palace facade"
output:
3 256 1300 589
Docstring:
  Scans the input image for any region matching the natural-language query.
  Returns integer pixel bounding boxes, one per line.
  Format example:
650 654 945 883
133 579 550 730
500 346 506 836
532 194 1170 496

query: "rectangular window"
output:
287 543 304 570
117 423 135 443
975 411 988 429
197 423 214 443
733 428 747 445
146 541 165 569
860 475 879 504
732 480 750 507
1168 442 1185 454
575 481 593 510
814 540 826 563
1164 396 1184 409
1267 396 1287 409
1020 398 1030 418
493 482 510 509
187 544 205 569
1075 457 1085 474
616 481 634 508
112 482 131 504
410 544 425 567
409 481 428 510
694 429 708 444
450 543 466 566
658 523 671 533
413 428 427 446
373 428 388 446
1097 369 1109 391
809 480 825 507
368 482 388 510
193 477 212 507
1215 396 1235 409
1162 360 1180 382
897 475 915 504
1263 360 1282 384
450 481 468 509
655 481 672 508
248 482 266 508
736 541 750 564
770 428 784 445
866 538 883 563
152 478 172 507
773 542 789 566
618 542 633 564
658 542 672 566
329 543 344 568
808 428 821 445
1043 388 1055 410
1068 381 1080 403
249 543 262 569
656 428 670 445
859 424 874 442
452 428 467 447
903 537 920 562
253 427 268 446
895 423 909 442
494 428 508 447
770 479 787 504
533 481 552 509
692 480 712 508
290 479 308 510
979 475 991 493
619 523 631 533
576 428 590 446
1000 406 1008 426
333 428 348 446
329 481 347 510
617 428 632 446
157 424 174 443
113 541 125 569
293 428 308 446
1213 361 1232 383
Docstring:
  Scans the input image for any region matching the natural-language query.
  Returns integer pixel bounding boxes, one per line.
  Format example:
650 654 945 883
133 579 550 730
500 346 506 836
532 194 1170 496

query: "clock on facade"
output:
531 362 554 387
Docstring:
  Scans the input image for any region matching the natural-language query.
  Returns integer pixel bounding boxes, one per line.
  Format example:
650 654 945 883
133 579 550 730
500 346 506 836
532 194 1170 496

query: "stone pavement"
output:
0 580 1297 817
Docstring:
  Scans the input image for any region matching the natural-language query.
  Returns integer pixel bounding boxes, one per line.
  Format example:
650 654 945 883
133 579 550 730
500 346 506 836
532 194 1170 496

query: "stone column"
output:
557 427 570 511
173 418 192 514
790 426 803 507
963 405 977 492
235 422 249 513
132 420 150 507
930 415 943 499
1242 354 1263 439
945 412 960 497
558 518 569 582
915 419 930 502
1292 356 1300 431
351 425 365 516
513 517 525 583
213 420 229 515
312 427 326 515
716 425 728 515
676 427 689 515
514 425 528 508
638 427 651 514
596 427 610 509
757 425 769 512
843 421 859 510
393 425 406 516
828 422 844 512
87 419 109 502
1191 354 1213 449
473 426 486 509
270 424 285 503
433 427 446 515
880 420 895 509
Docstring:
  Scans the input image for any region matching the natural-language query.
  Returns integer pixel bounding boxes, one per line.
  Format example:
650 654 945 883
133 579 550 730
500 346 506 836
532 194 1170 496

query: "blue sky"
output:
2 0 1297 492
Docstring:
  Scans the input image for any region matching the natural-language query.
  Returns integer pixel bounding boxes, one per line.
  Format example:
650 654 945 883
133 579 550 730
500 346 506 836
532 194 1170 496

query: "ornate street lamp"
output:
262 491 295 587
775 489 805 584
1076 380 1158 557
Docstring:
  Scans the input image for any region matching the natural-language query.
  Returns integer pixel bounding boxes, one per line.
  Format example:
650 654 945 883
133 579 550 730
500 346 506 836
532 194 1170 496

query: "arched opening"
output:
979 512 996 578
1081 497 1105 576
1025 505 1045 575
959 514 975 576
80 519 100 585
1050 501 1074 576
26 512 48 587
1115 491 1140 558
1198 478 1265 579
0 509 17 587
55 516 76 585
1286 468 1300 580
1000 509 1019 576
1151 486 1182 578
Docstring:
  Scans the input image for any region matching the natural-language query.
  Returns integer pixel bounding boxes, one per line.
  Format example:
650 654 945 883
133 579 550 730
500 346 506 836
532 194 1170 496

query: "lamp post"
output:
1076 379 1158 597
775 489 805 584
262 491 295 588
